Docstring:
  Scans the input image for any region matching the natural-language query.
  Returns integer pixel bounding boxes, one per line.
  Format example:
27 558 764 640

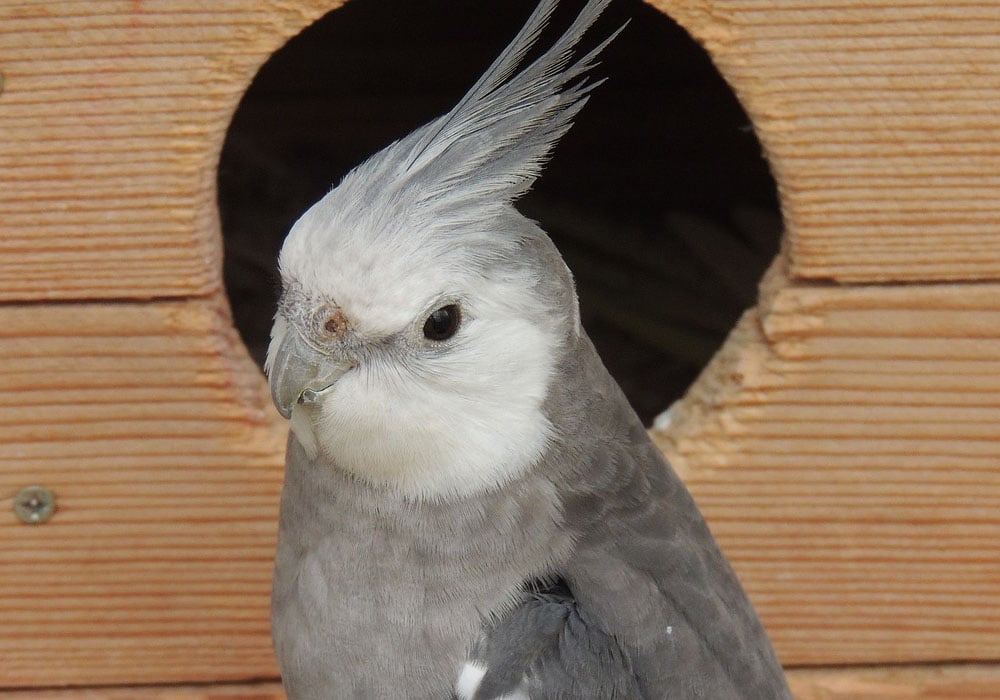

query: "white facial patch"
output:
272 232 562 499
311 305 557 500
275 157 565 500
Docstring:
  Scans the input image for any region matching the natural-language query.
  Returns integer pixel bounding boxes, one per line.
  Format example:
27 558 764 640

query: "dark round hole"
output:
218 0 781 425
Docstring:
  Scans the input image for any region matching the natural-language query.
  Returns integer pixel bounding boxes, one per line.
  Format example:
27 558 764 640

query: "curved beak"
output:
267 329 351 419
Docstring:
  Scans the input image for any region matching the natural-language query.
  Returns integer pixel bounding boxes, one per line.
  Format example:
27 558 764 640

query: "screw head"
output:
13 486 56 524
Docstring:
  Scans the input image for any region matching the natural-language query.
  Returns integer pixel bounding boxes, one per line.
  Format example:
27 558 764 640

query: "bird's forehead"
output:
328 257 451 335
282 229 463 336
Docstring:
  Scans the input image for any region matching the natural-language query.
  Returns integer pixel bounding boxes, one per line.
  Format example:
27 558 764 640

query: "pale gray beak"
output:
268 330 351 419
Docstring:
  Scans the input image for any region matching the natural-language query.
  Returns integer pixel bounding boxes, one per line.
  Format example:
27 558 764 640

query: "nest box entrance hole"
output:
217 0 781 426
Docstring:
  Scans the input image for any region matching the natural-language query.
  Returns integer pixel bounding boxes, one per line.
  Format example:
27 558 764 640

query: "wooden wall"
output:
653 0 1000 669
0 0 334 686
1 0 997 696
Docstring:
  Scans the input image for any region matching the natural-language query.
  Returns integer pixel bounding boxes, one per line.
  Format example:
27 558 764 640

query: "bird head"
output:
265 0 618 500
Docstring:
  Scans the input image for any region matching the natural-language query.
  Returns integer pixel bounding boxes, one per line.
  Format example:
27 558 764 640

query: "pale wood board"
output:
787 664 1000 699
0 0 340 302
3 664 1000 699
654 262 1000 666
3 1 998 302
657 0 1000 283
0 300 286 686
3 286 998 684
0 685 285 700
3 0 999 693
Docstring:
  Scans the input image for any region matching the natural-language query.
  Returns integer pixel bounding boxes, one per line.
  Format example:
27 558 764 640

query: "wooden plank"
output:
0 300 286 687
654 262 1000 666
4 0 998 299
787 664 1000 699
0 684 285 700
3 0 999 686
0 0 340 302
3 664 1000 699
658 0 1000 282
4 289 996 684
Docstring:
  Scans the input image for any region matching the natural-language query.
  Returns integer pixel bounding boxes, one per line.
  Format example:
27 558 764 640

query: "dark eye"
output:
423 304 461 341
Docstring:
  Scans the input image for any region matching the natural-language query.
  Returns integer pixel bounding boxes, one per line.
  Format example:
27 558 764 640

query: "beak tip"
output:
268 382 292 419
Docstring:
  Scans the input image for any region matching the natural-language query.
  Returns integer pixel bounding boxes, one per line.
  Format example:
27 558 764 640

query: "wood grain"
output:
0 0 340 302
656 0 1000 283
655 260 1000 666
3 0 997 300
787 664 1000 699
0 684 286 700
3 287 996 683
3 0 999 693
0 300 286 686
3 664 1000 699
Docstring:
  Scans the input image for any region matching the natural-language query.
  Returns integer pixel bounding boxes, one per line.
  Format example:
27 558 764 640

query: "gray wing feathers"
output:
546 335 793 698
469 582 643 700
469 333 791 698
568 483 788 698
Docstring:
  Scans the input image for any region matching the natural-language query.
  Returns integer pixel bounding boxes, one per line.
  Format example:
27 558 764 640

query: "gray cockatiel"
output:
265 0 791 697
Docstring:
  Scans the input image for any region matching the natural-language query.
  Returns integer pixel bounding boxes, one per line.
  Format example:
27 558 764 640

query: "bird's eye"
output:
423 304 461 341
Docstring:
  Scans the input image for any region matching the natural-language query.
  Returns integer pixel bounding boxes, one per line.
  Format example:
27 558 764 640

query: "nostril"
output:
299 388 321 405
323 310 349 337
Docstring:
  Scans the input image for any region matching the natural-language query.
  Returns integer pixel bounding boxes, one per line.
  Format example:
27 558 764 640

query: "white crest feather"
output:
402 0 621 205
322 0 622 232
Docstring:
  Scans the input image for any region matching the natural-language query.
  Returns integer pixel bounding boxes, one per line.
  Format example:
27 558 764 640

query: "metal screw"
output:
13 486 56 524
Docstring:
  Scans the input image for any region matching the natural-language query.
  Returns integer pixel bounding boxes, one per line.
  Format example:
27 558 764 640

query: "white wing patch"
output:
455 662 488 699
455 661 531 700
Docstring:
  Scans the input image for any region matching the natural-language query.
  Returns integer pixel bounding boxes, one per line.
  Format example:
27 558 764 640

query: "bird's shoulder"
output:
531 335 790 698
